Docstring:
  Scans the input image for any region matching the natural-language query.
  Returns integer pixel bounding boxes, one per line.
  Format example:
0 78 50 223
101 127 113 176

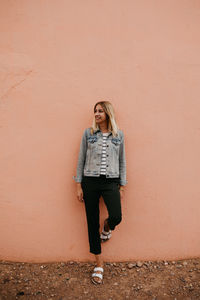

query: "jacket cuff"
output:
119 179 128 186
73 176 82 183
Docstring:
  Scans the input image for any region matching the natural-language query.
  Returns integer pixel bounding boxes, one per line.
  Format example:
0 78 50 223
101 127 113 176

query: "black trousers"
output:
81 175 122 255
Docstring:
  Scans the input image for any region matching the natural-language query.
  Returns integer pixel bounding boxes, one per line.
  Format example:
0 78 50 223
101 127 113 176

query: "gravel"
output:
0 258 200 299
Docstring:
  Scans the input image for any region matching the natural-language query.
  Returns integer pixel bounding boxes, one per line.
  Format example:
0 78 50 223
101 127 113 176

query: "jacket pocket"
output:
87 136 97 144
111 137 121 146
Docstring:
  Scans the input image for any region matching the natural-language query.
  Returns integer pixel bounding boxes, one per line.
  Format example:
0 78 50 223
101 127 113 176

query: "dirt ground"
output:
0 258 200 300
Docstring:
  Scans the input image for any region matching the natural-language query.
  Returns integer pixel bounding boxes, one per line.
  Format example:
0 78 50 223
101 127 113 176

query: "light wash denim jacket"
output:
73 128 127 186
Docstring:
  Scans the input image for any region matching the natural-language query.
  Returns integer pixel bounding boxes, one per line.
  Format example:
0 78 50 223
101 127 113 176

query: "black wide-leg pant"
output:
81 175 122 255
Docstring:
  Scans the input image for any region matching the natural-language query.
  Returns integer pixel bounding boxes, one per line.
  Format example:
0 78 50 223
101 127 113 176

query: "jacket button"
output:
107 145 109 147
106 165 108 167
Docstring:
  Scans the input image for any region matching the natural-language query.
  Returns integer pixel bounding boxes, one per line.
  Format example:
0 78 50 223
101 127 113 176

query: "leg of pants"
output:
101 180 122 231
81 175 122 255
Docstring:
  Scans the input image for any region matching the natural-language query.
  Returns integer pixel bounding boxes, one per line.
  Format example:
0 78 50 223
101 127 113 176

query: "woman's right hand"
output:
77 183 84 202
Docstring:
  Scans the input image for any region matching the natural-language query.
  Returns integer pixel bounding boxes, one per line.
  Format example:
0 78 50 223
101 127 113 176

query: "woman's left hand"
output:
119 187 124 199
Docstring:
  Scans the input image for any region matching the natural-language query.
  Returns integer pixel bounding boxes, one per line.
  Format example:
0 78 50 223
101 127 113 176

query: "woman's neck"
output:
99 122 108 133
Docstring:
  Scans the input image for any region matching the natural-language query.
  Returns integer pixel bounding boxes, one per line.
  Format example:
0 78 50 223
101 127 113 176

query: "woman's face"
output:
94 104 107 125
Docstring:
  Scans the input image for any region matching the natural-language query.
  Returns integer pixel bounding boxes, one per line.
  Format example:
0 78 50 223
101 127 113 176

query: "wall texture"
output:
0 0 200 262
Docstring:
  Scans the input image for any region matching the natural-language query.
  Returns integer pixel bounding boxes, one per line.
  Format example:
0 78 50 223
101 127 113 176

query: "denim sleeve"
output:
119 131 127 186
73 129 87 183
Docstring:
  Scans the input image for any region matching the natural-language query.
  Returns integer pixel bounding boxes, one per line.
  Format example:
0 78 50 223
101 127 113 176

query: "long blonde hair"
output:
91 101 119 137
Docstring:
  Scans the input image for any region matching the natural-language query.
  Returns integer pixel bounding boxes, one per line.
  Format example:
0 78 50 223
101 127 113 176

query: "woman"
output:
74 101 127 284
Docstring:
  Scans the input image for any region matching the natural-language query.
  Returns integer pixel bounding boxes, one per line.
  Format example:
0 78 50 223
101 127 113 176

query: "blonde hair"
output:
91 101 119 137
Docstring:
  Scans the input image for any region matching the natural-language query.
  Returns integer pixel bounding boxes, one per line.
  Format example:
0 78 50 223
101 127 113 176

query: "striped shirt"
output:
100 133 109 175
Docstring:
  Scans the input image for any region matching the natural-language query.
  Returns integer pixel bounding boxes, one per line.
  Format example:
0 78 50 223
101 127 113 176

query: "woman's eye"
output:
94 109 104 113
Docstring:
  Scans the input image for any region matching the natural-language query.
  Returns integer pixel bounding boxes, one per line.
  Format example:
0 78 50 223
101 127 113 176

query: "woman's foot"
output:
91 266 104 284
100 219 112 242
93 255 104 284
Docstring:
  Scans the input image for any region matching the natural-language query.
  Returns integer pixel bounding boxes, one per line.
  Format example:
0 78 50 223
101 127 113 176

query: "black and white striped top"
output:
100 133 109 175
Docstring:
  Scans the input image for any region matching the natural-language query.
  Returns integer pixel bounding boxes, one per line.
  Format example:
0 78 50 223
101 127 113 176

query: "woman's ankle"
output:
104 219 110 232
95 254 103 267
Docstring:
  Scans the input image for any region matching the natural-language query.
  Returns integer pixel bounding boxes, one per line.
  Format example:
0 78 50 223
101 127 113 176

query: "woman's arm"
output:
119 131 127 187
74 129 87 183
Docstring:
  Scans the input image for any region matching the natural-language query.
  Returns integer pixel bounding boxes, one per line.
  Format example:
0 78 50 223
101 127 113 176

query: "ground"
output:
0 258 200 300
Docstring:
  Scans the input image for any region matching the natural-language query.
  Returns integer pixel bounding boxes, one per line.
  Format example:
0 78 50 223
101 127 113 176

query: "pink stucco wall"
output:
0 1 200 262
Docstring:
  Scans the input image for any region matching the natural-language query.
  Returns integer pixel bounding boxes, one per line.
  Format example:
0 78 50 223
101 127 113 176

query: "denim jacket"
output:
73 128 127 186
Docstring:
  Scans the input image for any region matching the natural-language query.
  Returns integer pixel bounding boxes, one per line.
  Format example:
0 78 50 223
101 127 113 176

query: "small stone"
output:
179 277 185 282
36 291 41 295
128 263 136 269
40 265 45 269
69 261 74 265
114 282 118 286
176 264 182 268
183 261 188 266
136 261 143 267
65 277 70 281
68 277 77 283
16 291 25 296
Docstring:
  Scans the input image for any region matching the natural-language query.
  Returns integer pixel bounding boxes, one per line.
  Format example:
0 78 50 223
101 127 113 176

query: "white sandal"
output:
100 226 112 242
91 267 104 284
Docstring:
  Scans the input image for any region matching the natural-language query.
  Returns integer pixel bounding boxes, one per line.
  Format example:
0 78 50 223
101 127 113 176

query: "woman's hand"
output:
77 183 84 202
119 186 125 200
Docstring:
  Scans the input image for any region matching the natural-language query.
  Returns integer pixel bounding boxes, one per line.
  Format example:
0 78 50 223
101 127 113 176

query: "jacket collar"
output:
94 129 112 136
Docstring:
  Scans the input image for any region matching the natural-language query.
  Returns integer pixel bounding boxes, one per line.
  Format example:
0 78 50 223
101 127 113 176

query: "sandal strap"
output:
101 234 111 240
92 273 103 280
94 267 104 272
102 229 111 235
102 224 111 235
